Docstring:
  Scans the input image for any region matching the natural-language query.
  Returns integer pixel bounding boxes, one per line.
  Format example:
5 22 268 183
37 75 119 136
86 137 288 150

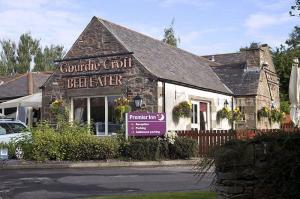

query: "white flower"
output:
164 131 178 144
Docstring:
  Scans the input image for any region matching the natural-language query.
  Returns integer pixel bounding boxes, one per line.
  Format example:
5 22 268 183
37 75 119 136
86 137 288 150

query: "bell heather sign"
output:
127 112 166 137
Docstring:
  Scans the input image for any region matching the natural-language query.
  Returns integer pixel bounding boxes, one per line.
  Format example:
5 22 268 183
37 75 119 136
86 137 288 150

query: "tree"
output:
0 39 17 75
162 19 180 47
0 33 65 75
16 33 39 73
290 0 300 16
34 45 64 72
273 26 300 103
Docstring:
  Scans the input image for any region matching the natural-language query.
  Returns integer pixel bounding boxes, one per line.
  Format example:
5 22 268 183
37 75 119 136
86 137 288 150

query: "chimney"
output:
27 72 34 95
211 55 215 62
245 43 269 68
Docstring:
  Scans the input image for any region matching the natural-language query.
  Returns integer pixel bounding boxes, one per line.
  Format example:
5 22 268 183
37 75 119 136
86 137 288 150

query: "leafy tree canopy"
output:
162 19 180 47
0 33 65 75
273 26 300 103
290 0 300 16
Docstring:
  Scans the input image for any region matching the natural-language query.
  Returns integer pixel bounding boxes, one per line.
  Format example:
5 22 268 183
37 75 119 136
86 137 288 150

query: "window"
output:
71 96 121 136
91 97 106 135
7 123 27 133
0 124 10 134
239 106 246 121
73 98 87 123
191 104 198 124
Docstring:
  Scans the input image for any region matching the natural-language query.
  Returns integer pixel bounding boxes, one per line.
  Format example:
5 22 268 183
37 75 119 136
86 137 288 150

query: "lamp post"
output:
224 99 229 108
134 95 143 109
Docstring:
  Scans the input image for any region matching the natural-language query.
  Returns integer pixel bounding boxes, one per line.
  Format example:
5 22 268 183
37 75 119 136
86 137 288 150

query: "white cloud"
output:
155 0 214 7
0 0 94 51
245 12 294 31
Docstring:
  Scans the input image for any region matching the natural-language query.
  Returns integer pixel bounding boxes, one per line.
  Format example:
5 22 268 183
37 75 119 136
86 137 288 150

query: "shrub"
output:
169 137 198 159
122 138 161 160
0 142 16 159
212 132 300 199
11 121 121 161
121 136 197 161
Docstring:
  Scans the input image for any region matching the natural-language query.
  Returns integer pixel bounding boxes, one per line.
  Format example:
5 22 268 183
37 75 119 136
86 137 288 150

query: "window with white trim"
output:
71 96 120 136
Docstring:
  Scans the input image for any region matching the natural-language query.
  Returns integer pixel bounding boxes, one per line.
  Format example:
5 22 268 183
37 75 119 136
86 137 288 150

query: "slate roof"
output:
0 72 51 100
211 62 260 96
97 17 231 95
203 52 246 65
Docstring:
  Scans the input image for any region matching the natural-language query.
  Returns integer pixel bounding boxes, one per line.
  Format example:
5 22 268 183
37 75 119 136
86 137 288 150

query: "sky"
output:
0 0 299 55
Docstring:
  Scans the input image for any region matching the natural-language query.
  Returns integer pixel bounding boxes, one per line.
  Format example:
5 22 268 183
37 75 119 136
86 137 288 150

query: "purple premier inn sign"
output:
126 112 166 137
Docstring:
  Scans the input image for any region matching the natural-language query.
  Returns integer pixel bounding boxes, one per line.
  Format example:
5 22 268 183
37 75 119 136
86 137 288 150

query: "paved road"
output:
0 166 213 199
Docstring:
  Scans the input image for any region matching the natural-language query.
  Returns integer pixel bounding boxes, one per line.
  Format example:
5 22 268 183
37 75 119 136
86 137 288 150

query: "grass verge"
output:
90 191 216 199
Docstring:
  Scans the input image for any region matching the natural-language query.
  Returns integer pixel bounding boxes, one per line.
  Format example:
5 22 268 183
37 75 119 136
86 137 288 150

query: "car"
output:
0 119 30 160
0 119 29 144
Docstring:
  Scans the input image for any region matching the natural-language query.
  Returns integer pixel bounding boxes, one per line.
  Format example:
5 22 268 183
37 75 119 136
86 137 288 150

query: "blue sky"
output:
0 0 298 55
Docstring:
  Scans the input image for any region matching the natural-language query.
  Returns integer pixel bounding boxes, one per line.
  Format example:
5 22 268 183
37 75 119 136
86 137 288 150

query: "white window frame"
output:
70 95 120 136
191 101 200 129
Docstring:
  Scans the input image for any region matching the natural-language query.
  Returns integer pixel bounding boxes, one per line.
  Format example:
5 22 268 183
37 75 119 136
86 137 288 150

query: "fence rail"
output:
177 126 300 157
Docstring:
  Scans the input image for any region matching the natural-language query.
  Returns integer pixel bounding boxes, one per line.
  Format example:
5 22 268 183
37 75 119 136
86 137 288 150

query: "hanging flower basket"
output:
172 101 192 120
216 107 232 123
257 106 270 121
114 97 131 123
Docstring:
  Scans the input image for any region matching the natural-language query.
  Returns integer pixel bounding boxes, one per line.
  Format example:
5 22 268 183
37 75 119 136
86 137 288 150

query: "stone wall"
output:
41 17 158 121
215 142 266 199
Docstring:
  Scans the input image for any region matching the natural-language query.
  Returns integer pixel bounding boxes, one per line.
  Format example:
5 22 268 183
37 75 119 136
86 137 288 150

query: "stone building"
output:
204 43 280 129
41 17 279 133
41 16 233 135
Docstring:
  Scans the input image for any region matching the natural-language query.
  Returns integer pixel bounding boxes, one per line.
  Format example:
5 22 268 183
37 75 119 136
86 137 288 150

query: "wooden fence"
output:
177 126 300 157
176 130 236 157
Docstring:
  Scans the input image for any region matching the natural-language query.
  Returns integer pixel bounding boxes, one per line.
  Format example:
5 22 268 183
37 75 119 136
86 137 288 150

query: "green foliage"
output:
169 137 198 159
162 19 180 47
0 33 65 75
3 121 119 161
257 106 271 121
33 45 64 71
0 141 16 159
257 107 285 123
212 132 300 199
273 26 300 101
280 100 290 114
121 137 197 160
216 107 232 123
270 109 285 123
290 1 300 17
172 101 192 121
114 97 131 124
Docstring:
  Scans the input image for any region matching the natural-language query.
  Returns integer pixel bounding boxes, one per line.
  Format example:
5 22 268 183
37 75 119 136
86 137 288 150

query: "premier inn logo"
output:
60 57 133 89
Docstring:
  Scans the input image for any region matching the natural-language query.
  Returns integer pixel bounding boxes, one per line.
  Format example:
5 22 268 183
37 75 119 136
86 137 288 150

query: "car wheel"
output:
15 147 23 159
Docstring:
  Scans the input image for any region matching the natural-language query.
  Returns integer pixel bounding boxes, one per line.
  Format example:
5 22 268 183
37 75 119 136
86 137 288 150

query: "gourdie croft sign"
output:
59 57 133 89
126 112 166 137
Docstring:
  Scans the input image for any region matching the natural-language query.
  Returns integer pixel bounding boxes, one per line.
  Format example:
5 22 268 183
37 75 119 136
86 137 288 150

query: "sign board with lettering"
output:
59 56 133 89
126 112 166 137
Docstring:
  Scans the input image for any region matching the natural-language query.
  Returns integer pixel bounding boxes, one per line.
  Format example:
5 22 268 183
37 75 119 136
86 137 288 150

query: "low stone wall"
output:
214 142 270 199
214 133 300 199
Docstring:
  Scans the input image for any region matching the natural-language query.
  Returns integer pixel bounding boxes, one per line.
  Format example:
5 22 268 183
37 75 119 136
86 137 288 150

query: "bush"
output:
121 138 161 161
121 137 197 160
9 121 120 161
213 132 300 199
0 142 16 159
169 137 198 159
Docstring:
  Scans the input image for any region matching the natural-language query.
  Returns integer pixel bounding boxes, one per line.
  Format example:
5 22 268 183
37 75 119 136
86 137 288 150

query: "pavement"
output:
0 159 200 170
0 166 214 199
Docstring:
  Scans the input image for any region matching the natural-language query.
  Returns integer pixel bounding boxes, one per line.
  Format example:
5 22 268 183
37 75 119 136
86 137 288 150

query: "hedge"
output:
214 132 300 199
121 137 197 160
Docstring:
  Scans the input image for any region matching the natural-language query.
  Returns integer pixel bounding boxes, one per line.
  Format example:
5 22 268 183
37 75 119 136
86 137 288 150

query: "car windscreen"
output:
6 123 27 133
